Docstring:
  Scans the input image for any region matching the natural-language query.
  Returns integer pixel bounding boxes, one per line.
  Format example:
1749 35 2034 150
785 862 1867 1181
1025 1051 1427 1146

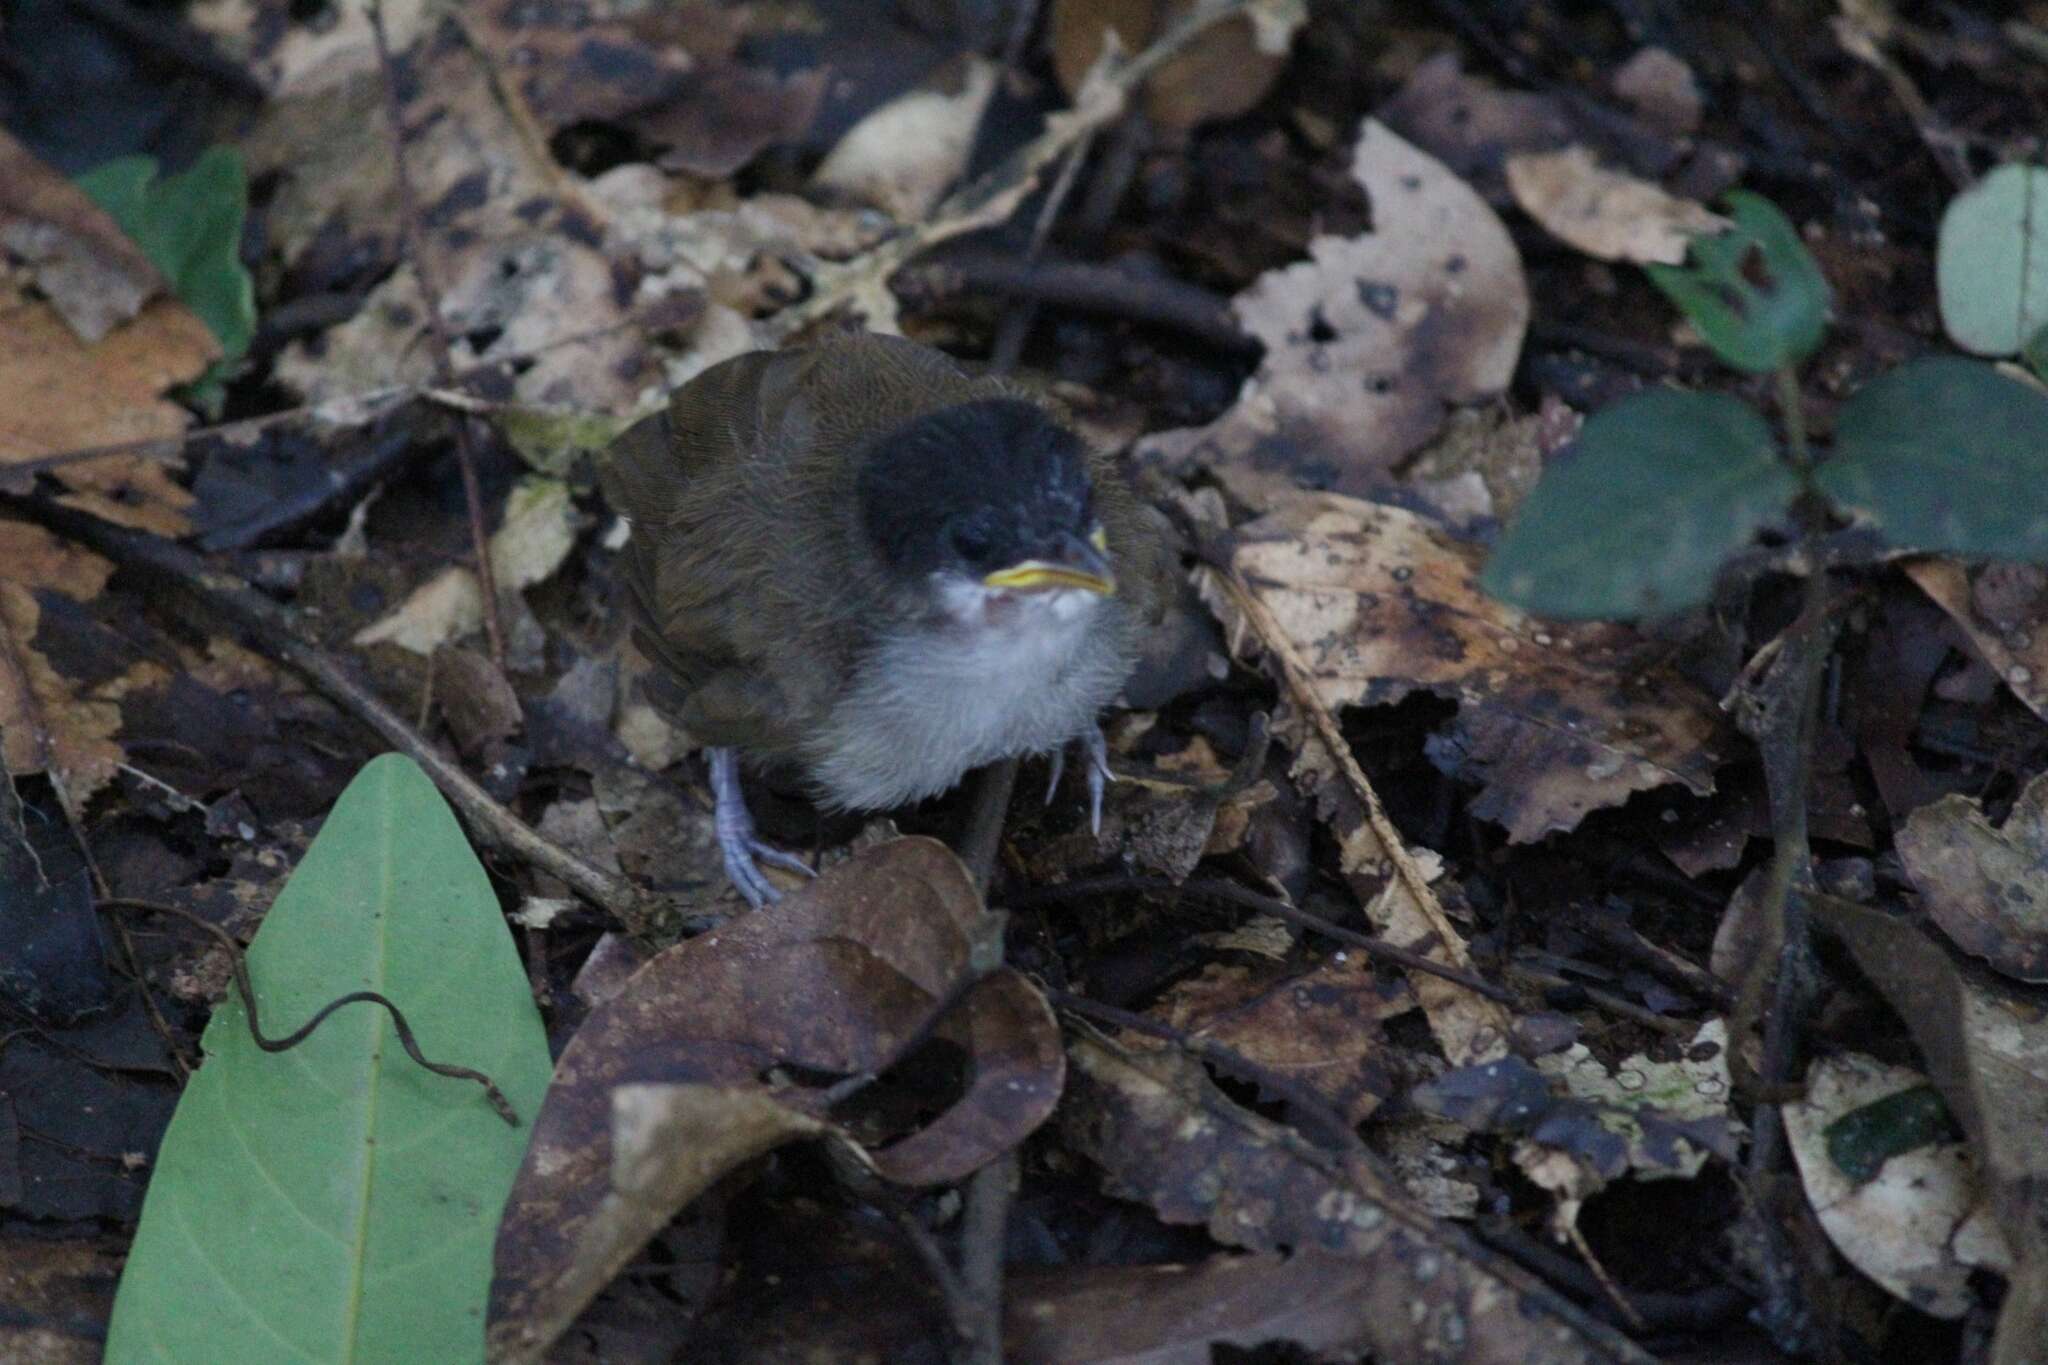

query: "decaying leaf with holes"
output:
1062 1031 1657 1364
1140 117 1528 511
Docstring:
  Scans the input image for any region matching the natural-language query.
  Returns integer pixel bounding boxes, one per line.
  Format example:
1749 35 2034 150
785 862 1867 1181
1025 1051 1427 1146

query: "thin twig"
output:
1006 873 1516 1004
900 251 1255 359
368 1 507 669
0 493 650 931
99 898 518 1125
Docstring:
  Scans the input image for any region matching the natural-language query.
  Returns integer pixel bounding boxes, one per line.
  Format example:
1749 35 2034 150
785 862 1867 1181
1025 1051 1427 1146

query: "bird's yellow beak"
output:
982 562 1116 595
983 526 1116 595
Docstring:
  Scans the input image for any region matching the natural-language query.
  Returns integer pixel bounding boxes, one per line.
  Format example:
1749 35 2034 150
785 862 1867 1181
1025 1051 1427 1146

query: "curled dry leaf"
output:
1505 145 1726 266
1897 772 2048 982
1062 1031 1656 1364
1048 0 1301 131
1783 1053 2007 1318
1140 118 1528 511
0 127 164 343
1228 495 1720 842
488 838 1064 1362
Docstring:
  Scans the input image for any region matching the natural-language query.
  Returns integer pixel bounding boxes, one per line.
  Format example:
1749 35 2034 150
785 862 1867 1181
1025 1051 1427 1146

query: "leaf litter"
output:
13 3 2048 1360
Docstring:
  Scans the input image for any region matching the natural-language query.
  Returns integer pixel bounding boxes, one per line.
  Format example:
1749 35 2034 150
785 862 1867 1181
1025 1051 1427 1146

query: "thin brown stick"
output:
99 898 518 1124
368 1 506 668
1 494 650 931
901 251 1254 358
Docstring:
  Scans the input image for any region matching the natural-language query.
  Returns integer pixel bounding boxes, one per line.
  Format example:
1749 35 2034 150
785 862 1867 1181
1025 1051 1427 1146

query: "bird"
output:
601 332 1171 907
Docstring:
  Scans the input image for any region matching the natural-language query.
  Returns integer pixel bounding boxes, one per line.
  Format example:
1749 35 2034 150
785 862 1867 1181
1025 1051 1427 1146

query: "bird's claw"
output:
1045 726 1115 836
709 747 814 910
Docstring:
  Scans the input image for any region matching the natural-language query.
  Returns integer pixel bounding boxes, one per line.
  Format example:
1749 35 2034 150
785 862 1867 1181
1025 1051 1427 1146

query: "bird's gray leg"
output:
709 748 815 909
1043 725 1114 835
1082 723 1112 836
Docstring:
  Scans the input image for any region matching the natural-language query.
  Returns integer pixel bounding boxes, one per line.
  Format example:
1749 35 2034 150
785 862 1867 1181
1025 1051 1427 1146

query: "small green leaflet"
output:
1645 191 1831 375
1481 389 1798 620
105 755 553 1364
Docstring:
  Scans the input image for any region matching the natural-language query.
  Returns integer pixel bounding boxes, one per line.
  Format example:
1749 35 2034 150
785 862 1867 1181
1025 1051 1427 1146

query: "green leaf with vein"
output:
1645 190 1830 374
1481 389 1798 619
1937 163 2048 357
104 754 553 1364
1818 357 2048 562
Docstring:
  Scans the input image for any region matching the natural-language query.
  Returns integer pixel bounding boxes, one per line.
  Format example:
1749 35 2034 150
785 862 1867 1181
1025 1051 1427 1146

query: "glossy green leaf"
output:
1645 191 1831 374
1481 389 1797 619
105 754 553 1365
1818 357 2048 561
1937 163 2048 357
77 148 257 395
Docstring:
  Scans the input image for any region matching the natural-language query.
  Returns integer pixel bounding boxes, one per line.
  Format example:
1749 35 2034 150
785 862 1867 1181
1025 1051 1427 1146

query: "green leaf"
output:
1644 190 1831 374
2024 320 2048 385
1823 1085 1959 1184
76 148 257 386
1480 389 1797 619
104 755 553 1365
1937 163 2048 357
1818 357 2048 561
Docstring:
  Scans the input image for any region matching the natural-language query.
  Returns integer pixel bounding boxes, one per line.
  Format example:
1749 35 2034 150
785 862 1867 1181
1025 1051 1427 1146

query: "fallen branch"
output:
895 251 1257 356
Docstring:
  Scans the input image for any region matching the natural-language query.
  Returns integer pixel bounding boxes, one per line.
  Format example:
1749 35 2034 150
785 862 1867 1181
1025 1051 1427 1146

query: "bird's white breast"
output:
804 583 1132 811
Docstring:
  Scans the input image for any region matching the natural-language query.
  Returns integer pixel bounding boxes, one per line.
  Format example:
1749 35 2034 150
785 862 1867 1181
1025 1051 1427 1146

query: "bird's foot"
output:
709 748 815 909
1044 725 1115 835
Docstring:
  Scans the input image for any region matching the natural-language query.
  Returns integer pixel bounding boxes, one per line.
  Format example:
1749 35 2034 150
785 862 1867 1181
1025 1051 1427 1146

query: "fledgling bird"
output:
602 332 1171 907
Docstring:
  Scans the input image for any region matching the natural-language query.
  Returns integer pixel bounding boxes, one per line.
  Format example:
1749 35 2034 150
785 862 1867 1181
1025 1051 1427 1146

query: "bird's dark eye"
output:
950 525 992 563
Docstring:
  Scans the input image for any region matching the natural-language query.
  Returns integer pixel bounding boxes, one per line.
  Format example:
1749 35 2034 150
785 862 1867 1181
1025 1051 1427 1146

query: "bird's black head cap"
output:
857 398 1097 582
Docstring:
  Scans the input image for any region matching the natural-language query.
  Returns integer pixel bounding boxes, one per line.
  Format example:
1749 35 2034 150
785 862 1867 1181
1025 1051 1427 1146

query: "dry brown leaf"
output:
0 289 210 535
1146 956 1411 1124
1376 53 1575 204
186 0 429 98
1007 1252 1389 1362
1230 494 1720 842
0 129 163 343
1140 118 1528 511
1897 773 2048 982
0 521 112 601
1506 145 1726 266
0 585 123 804
1063 1032 1657 1364
1048 0 1299 131
489 838 1064 1362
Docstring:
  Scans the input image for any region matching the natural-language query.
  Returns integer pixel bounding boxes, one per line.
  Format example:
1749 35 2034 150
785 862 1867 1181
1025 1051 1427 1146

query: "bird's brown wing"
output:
1092 451 1176 627
601 349 808 752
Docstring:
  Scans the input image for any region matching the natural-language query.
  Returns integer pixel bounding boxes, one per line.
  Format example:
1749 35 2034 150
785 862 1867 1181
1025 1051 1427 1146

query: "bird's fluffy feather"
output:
602 333 1170 810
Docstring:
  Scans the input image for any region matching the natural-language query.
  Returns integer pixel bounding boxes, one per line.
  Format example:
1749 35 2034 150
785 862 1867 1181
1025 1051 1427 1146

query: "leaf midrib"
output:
339 765 397 1361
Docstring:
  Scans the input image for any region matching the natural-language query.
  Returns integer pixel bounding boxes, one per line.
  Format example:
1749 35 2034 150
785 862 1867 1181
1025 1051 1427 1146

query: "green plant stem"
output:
1776 365 1811 470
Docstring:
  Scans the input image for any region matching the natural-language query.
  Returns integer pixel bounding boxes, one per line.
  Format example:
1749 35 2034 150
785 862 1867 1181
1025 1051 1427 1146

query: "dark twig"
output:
99 899 518 1125
0 494 649 929
368 1 507 669
902 251 1256 359
1006 874 1518 1005
61 0 266 98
